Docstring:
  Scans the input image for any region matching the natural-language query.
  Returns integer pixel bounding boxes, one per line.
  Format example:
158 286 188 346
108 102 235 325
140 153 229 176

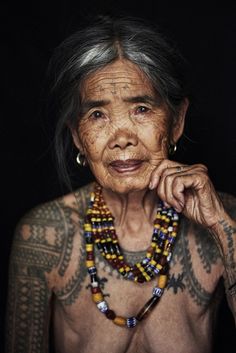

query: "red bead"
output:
159 255 167 266
87 252 94 260
91 287 101 294
160 264 169 274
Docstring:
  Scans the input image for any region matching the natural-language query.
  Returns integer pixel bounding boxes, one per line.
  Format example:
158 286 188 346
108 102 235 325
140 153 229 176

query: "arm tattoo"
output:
168 219 222 307
6 197 79 353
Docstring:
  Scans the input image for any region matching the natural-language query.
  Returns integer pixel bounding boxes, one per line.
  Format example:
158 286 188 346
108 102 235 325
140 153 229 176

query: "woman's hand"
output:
149 159 226 229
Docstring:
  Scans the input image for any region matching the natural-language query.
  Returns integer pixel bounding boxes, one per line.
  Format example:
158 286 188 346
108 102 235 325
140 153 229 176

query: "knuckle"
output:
196 163 208 172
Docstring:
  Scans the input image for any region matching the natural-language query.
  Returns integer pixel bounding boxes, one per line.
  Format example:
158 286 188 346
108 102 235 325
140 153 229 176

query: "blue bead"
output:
168 237 175 243
127 317 137 328
141 258 150 266
88 267 97 275
126 272 135 280
148 264 159 275
152 287 163 297
159 232 166 240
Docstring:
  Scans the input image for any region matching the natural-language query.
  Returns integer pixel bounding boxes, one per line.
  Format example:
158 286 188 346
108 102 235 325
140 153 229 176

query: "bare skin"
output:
6 60 236 353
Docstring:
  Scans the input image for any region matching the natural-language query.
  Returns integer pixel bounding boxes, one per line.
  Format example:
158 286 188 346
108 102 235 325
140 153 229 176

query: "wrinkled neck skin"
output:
102 187 158 249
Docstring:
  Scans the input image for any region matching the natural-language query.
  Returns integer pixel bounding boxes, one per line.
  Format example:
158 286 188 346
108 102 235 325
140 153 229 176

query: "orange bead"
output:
158 274 168 288
92 293 103 303
113 316 126 326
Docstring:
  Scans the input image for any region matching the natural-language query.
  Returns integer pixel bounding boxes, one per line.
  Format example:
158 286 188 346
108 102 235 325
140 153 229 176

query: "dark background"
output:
1 1 236 352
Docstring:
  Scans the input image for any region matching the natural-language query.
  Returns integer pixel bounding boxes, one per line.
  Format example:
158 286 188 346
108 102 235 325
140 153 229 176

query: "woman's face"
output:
72 59 185 194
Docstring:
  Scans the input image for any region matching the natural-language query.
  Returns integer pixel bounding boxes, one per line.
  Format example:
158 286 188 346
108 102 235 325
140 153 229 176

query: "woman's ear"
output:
71 127 85 154
171 98 189 143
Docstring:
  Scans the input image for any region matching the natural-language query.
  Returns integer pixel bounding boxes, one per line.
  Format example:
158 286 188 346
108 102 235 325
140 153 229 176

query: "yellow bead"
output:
86 244 93 252
172 232 177 237
143 273 151 281
156 264 162 270
111 254 117 259
146 252 152 258
173 222 178 226
125 266 131 272
92 293 103 303
113 316 126 326
118 255 124 260
86 260 94 267
84 223 92 230
163 250 168 256
150 259 156 266
158 275 168 288
119 267 124 273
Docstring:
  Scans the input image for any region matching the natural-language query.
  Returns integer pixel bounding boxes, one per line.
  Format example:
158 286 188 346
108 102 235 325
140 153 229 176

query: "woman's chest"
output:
52 270 215 353
52 220 223 352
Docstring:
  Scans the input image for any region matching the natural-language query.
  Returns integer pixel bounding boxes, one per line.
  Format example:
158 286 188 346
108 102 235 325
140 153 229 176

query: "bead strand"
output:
84 184 180 328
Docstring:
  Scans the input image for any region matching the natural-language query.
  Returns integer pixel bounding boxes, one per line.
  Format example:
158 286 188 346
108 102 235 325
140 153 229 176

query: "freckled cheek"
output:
139 123 169 152
79 129 107 162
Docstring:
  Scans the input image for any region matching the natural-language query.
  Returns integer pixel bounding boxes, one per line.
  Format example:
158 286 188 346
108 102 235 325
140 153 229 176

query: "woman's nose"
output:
108 129 138 150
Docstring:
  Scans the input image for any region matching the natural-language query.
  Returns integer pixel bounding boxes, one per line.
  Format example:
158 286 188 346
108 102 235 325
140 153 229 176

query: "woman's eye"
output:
90 110 104 119
135 106 150 114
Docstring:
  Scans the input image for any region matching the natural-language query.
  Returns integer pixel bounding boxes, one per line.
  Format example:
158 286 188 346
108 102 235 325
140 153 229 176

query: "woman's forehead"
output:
81 59 155 100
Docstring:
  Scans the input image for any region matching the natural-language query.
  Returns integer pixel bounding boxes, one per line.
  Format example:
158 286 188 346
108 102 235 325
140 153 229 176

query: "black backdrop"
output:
1 1 236 352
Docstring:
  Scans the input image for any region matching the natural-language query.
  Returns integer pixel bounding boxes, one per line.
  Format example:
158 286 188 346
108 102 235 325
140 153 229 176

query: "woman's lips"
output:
109 159 144 173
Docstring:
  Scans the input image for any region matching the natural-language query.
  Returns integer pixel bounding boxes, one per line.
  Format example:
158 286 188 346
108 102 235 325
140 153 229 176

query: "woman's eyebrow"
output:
80 95 160 114
80 99 110 113
123 95 160 106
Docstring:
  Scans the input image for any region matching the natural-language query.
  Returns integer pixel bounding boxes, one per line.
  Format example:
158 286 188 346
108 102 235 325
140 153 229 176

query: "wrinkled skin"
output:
72 59 185 195
6 59 236 353
72 59 227 231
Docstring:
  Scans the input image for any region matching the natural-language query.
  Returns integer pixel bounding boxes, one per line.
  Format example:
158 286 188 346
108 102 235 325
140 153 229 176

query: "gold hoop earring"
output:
76 152 87 167
168 144 177 156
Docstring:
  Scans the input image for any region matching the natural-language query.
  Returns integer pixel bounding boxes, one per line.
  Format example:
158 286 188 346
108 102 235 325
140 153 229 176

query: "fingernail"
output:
149 181 155 190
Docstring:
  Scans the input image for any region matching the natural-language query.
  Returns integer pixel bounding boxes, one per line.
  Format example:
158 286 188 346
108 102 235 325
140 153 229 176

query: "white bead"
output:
91 281 99 288
167 252 172 262
97 300 108 313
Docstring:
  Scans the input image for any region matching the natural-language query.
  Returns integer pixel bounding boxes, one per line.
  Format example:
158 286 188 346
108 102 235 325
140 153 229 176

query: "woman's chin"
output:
98 178 150 195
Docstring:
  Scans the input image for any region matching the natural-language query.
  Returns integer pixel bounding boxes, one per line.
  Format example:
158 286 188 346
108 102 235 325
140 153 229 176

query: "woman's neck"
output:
102 187 158 250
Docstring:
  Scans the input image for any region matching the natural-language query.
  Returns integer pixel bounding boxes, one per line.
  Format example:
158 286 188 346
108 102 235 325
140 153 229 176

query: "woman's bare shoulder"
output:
10 183 94 275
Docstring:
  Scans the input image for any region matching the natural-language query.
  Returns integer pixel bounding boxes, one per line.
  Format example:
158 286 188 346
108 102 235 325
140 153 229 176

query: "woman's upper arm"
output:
218 192 236 323
5 200 67 353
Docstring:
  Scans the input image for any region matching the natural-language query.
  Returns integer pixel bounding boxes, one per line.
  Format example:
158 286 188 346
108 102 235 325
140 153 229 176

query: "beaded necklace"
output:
84 184 180 328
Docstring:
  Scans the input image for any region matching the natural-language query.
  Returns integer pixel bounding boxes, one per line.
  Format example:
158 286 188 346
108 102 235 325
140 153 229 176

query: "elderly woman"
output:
6 16 236 353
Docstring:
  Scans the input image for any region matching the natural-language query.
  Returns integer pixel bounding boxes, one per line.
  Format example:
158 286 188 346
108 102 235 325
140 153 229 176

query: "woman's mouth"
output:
109 159 144 173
